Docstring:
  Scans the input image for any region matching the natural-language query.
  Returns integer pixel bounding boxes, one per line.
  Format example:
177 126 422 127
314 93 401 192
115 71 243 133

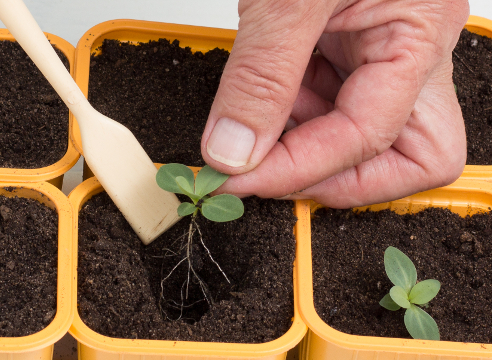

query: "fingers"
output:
326 0 469 44
301 53 344 103
289 86 334 127
214 50 428 198
282 101 466 208
282 131 465 208
203 0 469 209
324 0 469 62
201 0 336 175
282 149 433 207
288 54 342 127
219 60 466 207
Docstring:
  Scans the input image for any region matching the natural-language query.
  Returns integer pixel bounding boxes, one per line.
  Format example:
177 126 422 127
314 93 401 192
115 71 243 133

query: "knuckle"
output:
351 118 398 163
431 152 466 188
239 0 317 19
223 61 294 110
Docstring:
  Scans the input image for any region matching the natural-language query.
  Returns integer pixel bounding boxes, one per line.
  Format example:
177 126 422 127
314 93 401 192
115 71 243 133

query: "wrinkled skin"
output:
200 0 469 207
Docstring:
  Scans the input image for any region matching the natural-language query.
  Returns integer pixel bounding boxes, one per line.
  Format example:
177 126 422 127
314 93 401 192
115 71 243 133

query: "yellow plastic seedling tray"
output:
69 164 307 360
460 15 492 180
296 178 492 360
0 182 74 360
0 30 80 188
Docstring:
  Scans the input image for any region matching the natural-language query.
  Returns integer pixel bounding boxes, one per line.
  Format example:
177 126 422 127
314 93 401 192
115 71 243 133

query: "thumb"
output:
201 0 335 174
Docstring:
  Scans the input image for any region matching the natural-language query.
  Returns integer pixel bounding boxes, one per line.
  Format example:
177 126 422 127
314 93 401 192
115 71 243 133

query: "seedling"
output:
379 246 441 341
155 163 244 320
156 163 244 221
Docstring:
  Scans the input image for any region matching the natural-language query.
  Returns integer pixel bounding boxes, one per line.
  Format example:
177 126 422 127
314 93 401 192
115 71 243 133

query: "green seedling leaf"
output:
176 176 194 194
409 279 440 305
156 163 195 195
390 285 411 309
201 194 244 222
404 304 440 340
156 163 244 223
380 247 440 341
379 293 401 311
384 246 417 294
175 176 201 203
195 165 229 197
178 202 196 217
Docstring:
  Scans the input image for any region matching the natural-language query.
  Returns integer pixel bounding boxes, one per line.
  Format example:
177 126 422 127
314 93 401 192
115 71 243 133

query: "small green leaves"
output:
379 293 401 311
409 279 440 305
156 163 195 195
156 163 244 223
202 194 244 222
380 246 440 341
195 165 229 198
384 246 417 294
177 202 197 217
175 176 200 202
389 286 411 309
404 305 440 341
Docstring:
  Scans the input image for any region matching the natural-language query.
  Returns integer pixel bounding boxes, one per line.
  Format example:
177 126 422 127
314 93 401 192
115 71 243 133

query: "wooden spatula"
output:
0 0 181 245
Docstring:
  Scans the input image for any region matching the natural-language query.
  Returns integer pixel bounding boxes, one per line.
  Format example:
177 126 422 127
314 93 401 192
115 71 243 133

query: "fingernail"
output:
207 117 256 167
274 194 292 200
274 192 310 200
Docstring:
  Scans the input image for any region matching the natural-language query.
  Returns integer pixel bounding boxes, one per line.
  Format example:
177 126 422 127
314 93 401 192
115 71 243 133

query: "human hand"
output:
200 0 469 208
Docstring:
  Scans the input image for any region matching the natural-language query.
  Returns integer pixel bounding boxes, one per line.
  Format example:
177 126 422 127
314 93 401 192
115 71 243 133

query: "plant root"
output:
159 216 230 321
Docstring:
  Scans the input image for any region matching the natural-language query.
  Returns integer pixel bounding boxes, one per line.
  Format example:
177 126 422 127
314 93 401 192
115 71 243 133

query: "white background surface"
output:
470 0 492 20
0 1 491 359
0 0 240 46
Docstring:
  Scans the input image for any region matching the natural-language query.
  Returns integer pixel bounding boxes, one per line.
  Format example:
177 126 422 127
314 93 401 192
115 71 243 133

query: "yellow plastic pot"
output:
460 15 492 180
68 170 307 360
0 30 80 189
0 182 74 360
73 19 237 179
296 178 492 360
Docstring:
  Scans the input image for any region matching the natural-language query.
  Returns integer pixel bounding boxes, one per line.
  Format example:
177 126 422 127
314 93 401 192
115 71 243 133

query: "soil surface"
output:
453 29 492 165
312 207 492 343
0 40 69 169
77 192 296 343
88 39 229 166
0 195 58 337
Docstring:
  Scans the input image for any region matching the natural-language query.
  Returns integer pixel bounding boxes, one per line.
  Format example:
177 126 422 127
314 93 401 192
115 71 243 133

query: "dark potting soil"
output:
312 207 492 343
0 195 58 337
88 39 229 166
453 29 492 165
0 40 69 169
77 192 296 343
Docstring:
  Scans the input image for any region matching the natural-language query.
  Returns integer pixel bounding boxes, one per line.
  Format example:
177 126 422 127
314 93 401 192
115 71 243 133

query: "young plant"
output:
155 163 243 320
156 163 243 222
379 246 441 341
